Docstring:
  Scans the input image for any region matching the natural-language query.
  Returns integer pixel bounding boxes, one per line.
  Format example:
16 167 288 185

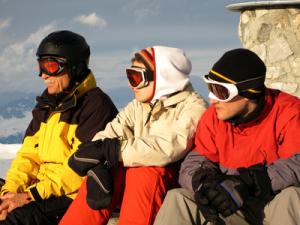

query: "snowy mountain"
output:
0 92 36 144
0 144 20 178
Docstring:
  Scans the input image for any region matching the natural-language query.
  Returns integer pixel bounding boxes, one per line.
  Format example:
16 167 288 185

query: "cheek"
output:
60 76 70 87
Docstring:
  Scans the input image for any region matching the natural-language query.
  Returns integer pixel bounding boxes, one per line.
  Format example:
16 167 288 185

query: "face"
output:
40 71 70 95
39 57 71 95
128 60 154 102
210 95 257 121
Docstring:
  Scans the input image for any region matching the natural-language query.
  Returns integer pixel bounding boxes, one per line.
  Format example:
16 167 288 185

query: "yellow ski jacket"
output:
1 72 118 200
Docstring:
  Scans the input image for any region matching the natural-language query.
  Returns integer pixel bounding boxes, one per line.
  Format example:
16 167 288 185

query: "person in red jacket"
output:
154 48 300 225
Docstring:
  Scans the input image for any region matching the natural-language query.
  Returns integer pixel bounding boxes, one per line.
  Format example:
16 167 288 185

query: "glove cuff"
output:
103 138 120 168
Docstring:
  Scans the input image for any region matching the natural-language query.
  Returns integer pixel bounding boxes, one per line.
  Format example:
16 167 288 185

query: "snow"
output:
0 144 20 178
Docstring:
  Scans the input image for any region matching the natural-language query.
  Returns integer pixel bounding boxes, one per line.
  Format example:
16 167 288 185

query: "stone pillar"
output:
227 1 300 97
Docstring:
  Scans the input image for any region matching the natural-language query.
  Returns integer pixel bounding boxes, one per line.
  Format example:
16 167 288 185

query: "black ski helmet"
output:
36 30 90 84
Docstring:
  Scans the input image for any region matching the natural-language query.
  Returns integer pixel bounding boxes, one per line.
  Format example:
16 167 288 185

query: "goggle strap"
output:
209 70 264 93
147 70 154 81
235 76 265 93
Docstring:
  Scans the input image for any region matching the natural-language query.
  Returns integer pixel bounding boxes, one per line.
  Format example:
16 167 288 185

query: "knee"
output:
277 186 300 203
165 188 194 202
126 167 168 185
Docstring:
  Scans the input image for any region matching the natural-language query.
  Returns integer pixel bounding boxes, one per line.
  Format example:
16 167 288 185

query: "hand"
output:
192 167 225 222
68 140 105 176
0 208 8 221
198 175 249 217
238 164 273 202
86 164 113 209
192 167 220 192
0 192 32 214
100 138 120 168
68 138 120 176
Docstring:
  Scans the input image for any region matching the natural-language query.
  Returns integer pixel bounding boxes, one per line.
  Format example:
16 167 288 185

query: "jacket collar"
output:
37 72 97 112
231 89 275 128
142 83 195 124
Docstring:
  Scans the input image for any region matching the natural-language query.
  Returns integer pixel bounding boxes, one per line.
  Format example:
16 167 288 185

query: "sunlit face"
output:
128 60 154 103
209 95 257 121
40 70 70 95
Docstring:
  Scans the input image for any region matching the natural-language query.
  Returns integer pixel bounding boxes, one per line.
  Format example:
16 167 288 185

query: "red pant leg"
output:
59 167 125 225
118 166 178 225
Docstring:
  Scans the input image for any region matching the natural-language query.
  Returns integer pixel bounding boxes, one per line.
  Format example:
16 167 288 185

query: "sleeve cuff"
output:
29 187 42 201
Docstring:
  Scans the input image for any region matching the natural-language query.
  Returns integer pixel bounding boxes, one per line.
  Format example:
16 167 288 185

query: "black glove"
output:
238 164 273 202
68 138 120 176
68 140 104 176
192 167 221 192
86 164 113 210
198 175 249 217
192 167 226 225
237 164 274 225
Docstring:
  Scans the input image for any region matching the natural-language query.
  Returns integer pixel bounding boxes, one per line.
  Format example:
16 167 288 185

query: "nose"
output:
41 73 49 79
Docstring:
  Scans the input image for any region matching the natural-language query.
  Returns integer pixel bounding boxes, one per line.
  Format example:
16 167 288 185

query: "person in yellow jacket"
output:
0 30 118 225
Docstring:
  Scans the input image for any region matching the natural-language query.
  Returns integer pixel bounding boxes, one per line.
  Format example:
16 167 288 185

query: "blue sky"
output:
0 0 248 99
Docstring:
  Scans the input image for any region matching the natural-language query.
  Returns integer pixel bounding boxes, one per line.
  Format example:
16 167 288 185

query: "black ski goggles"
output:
126 66 154 89
38 57 67 77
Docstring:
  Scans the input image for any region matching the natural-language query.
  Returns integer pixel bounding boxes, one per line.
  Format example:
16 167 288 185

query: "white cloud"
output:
0 22 57 92
0 17 11 31
122 0 161 23
74 12 107 28
90 52 129 90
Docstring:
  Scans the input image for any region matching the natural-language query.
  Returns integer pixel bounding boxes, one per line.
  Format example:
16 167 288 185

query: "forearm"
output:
268 153 300 192
26 163 84 200
2 158 39 194
179 151 219 192
120 134 192 167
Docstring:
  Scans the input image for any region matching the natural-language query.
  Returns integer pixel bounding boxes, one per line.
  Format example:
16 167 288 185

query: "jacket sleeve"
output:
267 112 300 192
92 101 136 141
268 154 300 192
28 93 118 200
178 151 219 192
94 95 207 167
1 116 41 195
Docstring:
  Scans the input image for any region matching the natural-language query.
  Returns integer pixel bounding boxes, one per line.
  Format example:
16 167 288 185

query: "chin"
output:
134 95 145 102
135 97 145 102
216 113 230 121
47 88 58 95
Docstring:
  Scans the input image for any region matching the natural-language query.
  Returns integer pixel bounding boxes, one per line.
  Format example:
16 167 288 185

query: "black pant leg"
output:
0 196 72 225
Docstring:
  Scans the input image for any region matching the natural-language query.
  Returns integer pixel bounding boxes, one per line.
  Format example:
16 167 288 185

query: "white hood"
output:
152 46 192 102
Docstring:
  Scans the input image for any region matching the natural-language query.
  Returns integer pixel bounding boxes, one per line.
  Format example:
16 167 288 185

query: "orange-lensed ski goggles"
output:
126 66 154 89
38 57 67 76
